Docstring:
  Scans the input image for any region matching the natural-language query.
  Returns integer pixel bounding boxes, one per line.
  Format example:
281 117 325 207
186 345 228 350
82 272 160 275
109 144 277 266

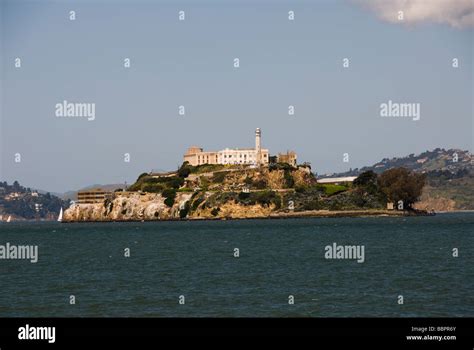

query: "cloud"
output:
354 0 474 28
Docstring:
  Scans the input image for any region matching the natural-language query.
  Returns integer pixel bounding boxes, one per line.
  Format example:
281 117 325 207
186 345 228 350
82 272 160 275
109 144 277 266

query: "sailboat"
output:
57 208 63 222
6 215 11 223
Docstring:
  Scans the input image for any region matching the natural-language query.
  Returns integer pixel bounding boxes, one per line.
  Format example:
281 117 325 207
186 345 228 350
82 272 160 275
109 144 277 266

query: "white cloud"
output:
354 0 474 28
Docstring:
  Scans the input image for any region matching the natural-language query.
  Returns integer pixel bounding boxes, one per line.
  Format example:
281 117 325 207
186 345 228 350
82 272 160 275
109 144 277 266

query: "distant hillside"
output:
0 181 69 221
323 148 471 177
325 148 473 210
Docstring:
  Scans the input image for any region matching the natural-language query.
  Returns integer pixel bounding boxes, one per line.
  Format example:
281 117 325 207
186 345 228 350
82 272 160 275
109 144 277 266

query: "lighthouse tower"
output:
255 128 262 165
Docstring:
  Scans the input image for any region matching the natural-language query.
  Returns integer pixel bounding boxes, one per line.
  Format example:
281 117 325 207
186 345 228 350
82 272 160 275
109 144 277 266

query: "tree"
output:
137 173 149 181
178 162 192 178
354 170 378 195
162 188 177 207
169 176 184 189
12 180 21 191
378 168 426 208
354 170 378 187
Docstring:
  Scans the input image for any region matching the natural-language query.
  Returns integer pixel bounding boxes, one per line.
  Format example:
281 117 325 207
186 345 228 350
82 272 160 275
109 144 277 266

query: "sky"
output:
1 0 472 193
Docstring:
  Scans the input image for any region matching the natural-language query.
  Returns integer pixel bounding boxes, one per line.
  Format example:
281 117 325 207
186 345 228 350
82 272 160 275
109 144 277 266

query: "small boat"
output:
6 215 11 223
57 208 63 222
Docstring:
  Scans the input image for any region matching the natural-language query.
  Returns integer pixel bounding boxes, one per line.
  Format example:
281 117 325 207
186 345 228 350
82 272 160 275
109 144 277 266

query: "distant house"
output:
5 192 21 200
417 158 428 164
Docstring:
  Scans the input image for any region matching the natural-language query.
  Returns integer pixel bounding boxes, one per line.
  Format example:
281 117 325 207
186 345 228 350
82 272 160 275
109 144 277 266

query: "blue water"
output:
0 213 473 317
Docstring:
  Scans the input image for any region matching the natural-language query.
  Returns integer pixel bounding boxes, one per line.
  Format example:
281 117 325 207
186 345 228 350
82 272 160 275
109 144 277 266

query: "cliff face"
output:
417 175 474 211
63 191 278 221
413 196 456 212
63 192 193 222
192 200 276 219
183 166 315 192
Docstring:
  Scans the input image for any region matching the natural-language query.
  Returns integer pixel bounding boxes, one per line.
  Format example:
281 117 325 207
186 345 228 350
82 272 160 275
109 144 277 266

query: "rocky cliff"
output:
64 192 193 221
63 191 280 221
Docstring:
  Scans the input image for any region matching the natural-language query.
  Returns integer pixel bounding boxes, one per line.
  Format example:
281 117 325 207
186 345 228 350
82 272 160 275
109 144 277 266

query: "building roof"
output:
317 176 357 183
221 148 269 152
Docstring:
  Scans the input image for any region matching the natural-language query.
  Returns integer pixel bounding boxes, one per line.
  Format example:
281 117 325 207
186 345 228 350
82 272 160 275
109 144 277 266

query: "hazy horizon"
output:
1 0 472 193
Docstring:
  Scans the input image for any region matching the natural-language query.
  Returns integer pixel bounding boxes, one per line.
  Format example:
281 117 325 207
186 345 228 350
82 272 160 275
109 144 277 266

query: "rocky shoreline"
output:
62 196 427 223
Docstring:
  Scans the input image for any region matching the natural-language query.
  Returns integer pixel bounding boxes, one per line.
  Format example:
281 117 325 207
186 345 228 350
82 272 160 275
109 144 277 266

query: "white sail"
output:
57 208 63 222
6 215 11 223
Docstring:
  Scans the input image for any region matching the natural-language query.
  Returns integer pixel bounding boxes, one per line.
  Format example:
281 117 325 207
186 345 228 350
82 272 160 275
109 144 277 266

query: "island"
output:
62 129 428 222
